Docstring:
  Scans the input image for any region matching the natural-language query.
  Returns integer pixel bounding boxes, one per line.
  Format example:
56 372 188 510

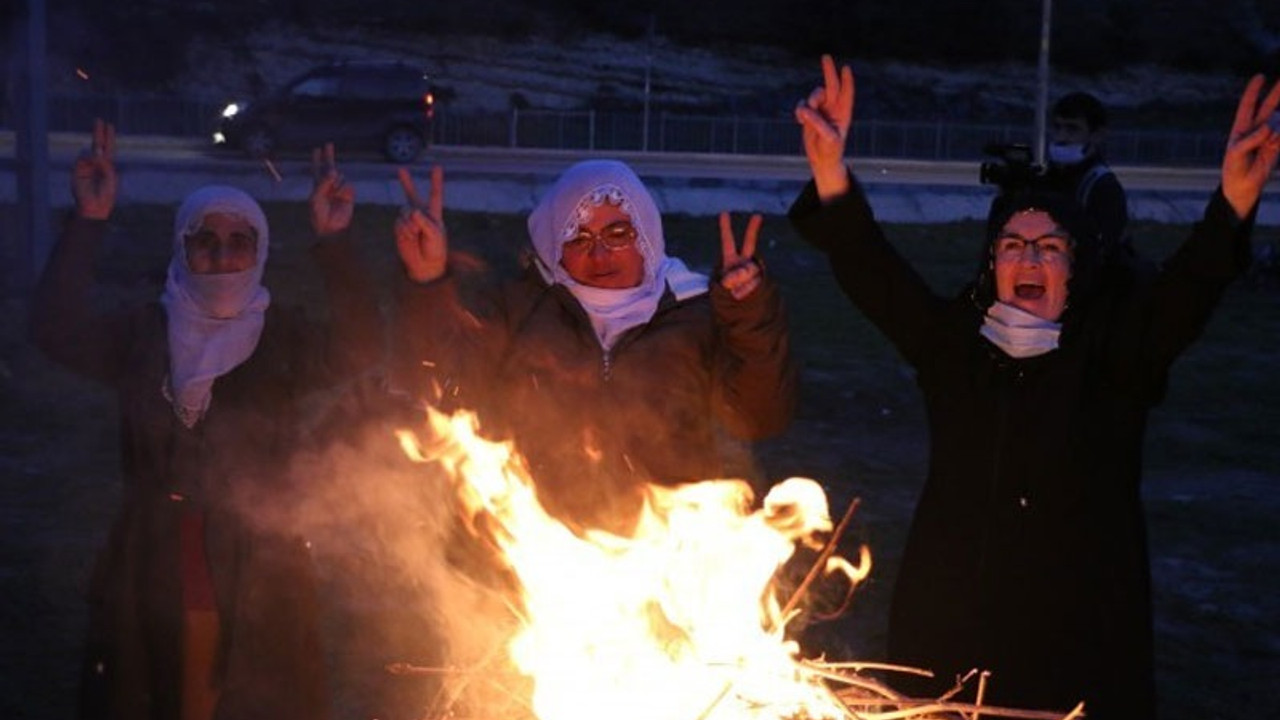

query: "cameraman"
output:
1044 91 1131 260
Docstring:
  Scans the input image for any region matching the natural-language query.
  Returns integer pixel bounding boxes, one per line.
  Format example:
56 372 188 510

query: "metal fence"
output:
21 93 1226 166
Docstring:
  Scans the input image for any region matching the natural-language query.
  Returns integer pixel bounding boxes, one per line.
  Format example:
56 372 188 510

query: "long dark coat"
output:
789 179 1251 718
30 216 380 720
393 257 796 530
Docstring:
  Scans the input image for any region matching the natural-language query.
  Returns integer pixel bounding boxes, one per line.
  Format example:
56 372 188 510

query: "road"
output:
1 131 1270 224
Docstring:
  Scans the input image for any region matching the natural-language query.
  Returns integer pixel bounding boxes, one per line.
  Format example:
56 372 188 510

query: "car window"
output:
342 69 426 100
291 75 341 99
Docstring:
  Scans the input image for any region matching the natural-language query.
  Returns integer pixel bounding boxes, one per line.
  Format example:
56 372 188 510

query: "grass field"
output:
2 202 1278 719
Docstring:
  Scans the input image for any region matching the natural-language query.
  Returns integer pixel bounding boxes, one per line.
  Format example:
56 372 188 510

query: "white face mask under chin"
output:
1048 143 1089 166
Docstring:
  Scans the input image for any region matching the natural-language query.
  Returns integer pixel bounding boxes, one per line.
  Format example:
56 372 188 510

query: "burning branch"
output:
777 496 868 626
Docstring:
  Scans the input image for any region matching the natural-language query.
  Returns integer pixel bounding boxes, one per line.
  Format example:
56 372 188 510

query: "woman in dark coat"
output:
788 57 1280 717
391 159 796 532
29 123 380 720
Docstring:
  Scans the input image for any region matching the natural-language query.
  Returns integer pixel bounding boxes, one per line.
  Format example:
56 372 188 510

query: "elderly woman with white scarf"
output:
29 122 380 720
392 159 796 532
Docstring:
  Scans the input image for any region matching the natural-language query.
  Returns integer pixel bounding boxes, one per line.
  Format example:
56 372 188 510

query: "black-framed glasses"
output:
994 232 1072 264
562 221 638 255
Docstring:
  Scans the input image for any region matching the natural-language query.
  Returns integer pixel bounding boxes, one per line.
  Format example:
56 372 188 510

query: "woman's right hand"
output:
394 165 448 283
794 54 855 201
71 119 117 220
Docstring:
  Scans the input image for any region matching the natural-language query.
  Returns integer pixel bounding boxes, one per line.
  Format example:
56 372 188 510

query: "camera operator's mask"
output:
1049 116 1100 167
1048 142 1090 166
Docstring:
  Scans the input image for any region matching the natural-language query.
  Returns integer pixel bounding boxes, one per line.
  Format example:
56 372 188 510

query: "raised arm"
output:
1137 75 1279 370
296 143 381 386
394 165 449 284
794 54 855 202
389 165 502 406
788 57 948 368
711 213 796 439
1221 74 1280 219
29 119 134 383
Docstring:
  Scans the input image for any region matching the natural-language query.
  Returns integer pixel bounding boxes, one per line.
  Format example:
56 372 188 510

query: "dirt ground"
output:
2 206 1278 719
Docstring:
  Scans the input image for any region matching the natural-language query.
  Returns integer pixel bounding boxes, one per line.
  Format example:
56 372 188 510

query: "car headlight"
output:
221 102 241 119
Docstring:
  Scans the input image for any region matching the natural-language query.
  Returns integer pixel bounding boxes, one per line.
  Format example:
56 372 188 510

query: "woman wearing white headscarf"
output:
30 124 379 720
392 159 796 531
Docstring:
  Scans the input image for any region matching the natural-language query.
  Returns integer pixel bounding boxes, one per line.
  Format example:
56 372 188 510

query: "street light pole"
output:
1034 0 1053 167
12 0 51 296
642 14 654 152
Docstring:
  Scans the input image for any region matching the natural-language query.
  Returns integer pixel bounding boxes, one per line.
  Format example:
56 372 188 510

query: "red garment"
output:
179 510 216 612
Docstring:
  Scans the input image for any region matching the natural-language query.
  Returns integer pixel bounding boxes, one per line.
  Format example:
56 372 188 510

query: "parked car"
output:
213 61 435 163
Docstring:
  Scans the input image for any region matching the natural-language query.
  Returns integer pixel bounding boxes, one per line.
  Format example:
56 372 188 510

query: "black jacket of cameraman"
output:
1045 153 1130 258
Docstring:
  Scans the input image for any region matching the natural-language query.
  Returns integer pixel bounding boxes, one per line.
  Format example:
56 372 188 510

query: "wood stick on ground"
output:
836 698 1085 720
971 669 991 720
938 668 979 702
807 659 937 679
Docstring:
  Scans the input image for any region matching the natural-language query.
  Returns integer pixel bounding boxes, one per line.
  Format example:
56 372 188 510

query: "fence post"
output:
509 108 518 147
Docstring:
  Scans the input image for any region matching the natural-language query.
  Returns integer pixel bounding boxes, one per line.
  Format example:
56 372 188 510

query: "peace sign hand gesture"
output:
309 142 356 236
72 118 117 221
394 165 448 283
718 211 764 301
1221 74 1280 219
794 54 855 201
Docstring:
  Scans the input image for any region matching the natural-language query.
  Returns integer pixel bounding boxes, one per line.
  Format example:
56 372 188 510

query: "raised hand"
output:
718 211 763 301
1221 75 1280 219
394 165 448 283
794 54 855 201
71 118 117 220
309 143 355 236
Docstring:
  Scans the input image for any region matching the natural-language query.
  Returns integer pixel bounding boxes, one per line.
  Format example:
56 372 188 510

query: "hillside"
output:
41 22 1254 132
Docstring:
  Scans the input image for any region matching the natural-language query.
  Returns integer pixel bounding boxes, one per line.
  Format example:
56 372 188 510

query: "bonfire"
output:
393 408 1084 720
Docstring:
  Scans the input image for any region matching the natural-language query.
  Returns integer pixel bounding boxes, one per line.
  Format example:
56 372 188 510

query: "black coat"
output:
789 178 1251 718
393 257 796 531
30 216 381 720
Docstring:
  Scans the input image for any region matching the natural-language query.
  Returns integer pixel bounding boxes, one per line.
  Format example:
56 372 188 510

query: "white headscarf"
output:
526 159 708 350
159 185 271 427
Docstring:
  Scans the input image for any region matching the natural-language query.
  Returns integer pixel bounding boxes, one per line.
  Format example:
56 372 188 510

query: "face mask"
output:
1048 143 1089 166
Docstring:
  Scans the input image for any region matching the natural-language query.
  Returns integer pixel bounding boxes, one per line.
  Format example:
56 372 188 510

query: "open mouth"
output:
1014 283 1045 300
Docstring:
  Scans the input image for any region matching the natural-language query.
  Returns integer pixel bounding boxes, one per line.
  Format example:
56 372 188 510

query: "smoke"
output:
261 393 529 719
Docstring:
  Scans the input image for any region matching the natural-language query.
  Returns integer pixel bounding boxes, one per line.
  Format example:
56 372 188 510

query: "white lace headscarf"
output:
159 185 271 427
527 159 708 350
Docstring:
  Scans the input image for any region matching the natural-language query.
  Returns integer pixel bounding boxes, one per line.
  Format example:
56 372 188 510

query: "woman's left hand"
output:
719 211 763 301
1222 75 1280 219
309 142 356 236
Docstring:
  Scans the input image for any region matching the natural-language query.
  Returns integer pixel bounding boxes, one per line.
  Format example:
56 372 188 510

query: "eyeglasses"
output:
994 232 1072 264
562 221 638 255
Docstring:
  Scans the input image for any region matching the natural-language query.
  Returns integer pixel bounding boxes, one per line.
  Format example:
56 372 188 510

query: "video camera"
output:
978 142 1046 194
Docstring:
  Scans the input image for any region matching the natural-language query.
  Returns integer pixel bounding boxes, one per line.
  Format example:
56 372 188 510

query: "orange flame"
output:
399 408 869 720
